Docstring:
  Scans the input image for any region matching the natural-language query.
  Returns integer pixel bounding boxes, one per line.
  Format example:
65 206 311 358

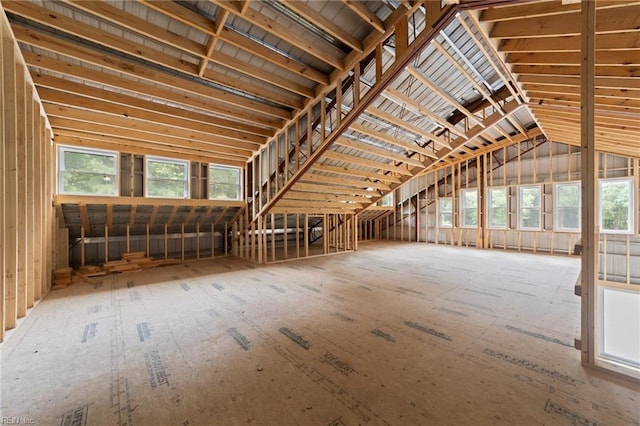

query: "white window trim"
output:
460 188 478 229
438 197 453 228
598 177 634 234
486 186 508 230
145 156 190 199
518 184 542 231
208 164 243 201
554 181 581 232
57 145 119 196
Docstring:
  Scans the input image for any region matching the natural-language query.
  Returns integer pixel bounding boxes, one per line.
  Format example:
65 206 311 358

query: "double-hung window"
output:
487 187 508 229
518 185 542 230
57 146 118 196
555 182 580 231
438 197 453 228
145 156 189 198
599 178 634 234
460 189 478 228
209 164 242 200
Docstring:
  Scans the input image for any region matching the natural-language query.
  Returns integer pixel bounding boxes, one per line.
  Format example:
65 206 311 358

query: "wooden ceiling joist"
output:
23 52 281 133
322 151 413 176
512 64 640 79
334 137 427 167
518 74 640 90
489 4 640 38
36 85 266 147
302 172 391 190
341 0 385 33
32 73 272 140
349 122 443 156
282 191 370 203
481 1 640 23
385 87 467 139
6 0 307 108
11 24 291 120
44 106 259 155
210 0 346 70
507 51 640 66
365 106 450 150
310 163 402 184
280 0 363 52
292 183 381 197
499 32 640 53
276 199 363 210
139 0 329 84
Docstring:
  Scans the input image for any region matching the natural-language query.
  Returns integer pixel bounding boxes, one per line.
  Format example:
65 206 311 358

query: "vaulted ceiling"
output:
4 0 639 221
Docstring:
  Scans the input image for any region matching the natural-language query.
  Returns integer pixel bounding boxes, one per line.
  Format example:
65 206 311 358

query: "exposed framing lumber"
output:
311 163 402 184
11 24 290 120
55 195 244 208
580 0 597 368
211 0 345 70
139 0 328 86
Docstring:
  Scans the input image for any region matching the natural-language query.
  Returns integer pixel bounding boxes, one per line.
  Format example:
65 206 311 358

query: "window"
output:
209 164 242 200
555 182 581 231
145 156 189 198
487 187 508 229
438 197 453 228
57 146 118 196
380 193 393 207
518 185 542 230
599 178 634 233
460 189 478 228
600 287 640 369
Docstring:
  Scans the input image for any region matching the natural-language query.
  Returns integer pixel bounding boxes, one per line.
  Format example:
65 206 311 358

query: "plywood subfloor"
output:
2 241 639 425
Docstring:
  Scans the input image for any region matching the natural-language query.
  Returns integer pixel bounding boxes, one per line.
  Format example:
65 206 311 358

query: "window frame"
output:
486 186 508 230
460 188 478 228
145 155 190 199
554 181 581 232
598 177 634 234
438 197 453 228
208 164 243 201
57 145 119 196
518 184 543 231
379 192 394 207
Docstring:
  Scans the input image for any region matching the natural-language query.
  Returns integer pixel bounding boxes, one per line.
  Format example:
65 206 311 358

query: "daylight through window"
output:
460 189 478 228
57 146 118 196
438 197 453 228
209 164 242 200
555 182 581 231
145 156 189 199
518 185 542 230
487 187 508 229
599 178 634 233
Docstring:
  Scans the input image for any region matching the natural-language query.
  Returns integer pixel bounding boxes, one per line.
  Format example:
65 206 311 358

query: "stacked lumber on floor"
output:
76 265 107 278
74 253 181 278
53 267 73 289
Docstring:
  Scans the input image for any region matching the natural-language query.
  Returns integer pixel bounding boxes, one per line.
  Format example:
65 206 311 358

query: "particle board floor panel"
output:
1 241 639 425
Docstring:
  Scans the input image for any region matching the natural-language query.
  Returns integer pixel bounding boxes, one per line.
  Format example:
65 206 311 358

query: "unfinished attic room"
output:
1 0 640 424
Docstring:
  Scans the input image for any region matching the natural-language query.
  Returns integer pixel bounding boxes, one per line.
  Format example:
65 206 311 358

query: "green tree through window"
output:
438 197 453 227
519 185 541 230
555 182 580 231
146 157 189 198
488 187 507 228
209 165 241 200
460 189 478 227
600 178 633 233
58 146 117 195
